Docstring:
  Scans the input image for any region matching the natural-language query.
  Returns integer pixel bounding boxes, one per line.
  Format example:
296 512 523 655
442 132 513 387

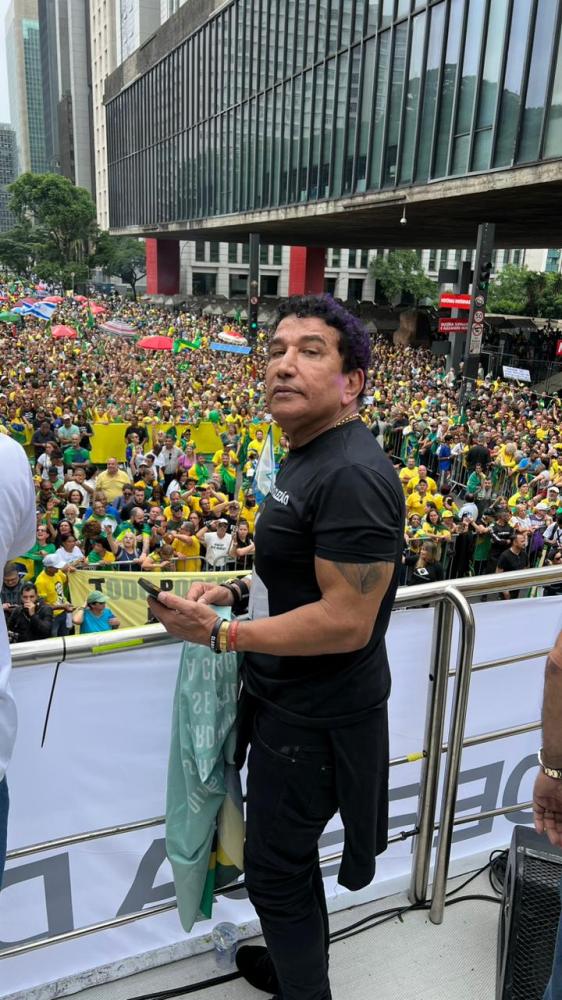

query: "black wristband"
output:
209 616 223 653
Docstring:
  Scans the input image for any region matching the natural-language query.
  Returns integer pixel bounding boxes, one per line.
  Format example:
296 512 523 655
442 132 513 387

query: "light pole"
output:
71 271 75 295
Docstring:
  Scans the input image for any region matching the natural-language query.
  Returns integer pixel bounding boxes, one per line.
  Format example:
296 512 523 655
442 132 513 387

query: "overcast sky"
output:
0 0 10 124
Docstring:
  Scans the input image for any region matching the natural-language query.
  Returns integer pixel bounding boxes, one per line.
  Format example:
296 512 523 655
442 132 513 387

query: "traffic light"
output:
248 278 259 336
249 307 259 334
478 258 492 292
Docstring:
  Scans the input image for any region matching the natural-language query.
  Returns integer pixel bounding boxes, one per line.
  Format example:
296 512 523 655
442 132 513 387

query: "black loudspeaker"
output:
496 825 562 999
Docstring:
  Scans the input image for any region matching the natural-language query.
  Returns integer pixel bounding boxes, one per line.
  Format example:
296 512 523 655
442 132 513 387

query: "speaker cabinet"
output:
497 825 562 999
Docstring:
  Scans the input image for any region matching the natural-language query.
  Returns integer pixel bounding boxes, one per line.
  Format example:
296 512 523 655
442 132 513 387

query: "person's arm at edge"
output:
533 632 562 847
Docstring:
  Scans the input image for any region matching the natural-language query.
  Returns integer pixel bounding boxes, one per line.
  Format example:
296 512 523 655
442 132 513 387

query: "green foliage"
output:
370 250 437 305
487 264 562 319
94 233 146 299
0 174 98 285
487 264 529 315
0 223 45 278
9 173 97 264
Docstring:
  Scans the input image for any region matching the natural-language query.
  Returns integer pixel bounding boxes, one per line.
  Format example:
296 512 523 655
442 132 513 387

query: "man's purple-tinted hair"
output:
275 294 371 384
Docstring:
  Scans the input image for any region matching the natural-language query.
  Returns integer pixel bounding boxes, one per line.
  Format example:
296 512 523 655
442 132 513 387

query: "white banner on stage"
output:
1 597 561 998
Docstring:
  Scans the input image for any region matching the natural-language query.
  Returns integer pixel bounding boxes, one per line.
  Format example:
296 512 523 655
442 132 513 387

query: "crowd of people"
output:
0 276 561 640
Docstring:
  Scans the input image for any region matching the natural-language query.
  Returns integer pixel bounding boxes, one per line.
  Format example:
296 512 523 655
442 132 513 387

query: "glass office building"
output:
106 0 562 231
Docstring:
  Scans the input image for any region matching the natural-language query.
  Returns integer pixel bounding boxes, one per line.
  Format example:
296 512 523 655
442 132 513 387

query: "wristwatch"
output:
538 747 562 779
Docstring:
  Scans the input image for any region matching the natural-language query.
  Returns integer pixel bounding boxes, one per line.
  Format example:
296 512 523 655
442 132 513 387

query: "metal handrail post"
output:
429 587 476 924
408 598 454 905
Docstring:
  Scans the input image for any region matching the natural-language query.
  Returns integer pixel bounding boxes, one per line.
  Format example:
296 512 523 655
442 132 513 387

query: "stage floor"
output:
70 871 499 1000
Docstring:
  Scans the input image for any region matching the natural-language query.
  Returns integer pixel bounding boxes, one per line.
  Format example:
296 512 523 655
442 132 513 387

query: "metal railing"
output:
3 563 561 960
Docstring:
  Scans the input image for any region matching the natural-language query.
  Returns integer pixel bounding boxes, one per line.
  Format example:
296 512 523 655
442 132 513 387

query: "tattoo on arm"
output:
332 561 392 595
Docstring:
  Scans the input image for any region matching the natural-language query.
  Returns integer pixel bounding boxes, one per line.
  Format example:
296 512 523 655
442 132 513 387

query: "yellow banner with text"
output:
68 569 246 630
89 422 281 464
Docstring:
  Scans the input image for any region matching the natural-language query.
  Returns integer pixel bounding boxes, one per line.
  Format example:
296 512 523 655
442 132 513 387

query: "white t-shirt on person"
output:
203 531 232 568
0 436 36 781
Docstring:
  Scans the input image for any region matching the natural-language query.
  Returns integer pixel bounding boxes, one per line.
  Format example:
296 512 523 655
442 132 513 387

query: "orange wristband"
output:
228 620 239 652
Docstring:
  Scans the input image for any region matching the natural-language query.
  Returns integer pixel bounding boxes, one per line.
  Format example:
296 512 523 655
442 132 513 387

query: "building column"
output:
146 238 180 295
288 246 326 295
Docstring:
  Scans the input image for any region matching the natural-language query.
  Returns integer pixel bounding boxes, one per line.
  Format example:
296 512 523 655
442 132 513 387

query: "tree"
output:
487 265 562 319
0 223 46 278
9 173 98 274
487 264 530 315
94 233 146 300
370 250 437 305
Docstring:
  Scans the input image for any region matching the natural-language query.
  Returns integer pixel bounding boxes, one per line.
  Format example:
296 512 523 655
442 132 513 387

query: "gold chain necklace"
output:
334 412 362 429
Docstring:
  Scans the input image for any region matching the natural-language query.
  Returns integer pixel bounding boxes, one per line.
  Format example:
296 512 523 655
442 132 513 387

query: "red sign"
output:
438 318 469 334
439 293 472 310
557 339 562 357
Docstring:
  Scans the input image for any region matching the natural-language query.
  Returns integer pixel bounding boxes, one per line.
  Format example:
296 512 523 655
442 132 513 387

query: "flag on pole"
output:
86 309 95 330
252 427 276 504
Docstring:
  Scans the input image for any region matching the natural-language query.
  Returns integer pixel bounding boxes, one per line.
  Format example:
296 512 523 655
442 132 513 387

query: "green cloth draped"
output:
166 623 244 931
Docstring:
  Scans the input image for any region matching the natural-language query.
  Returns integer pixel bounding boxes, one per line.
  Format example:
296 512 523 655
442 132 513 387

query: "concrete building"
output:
5 0 48 174
105 0 562 300
120 0 160 61
90 0 161 227
38 0 94 192
0 124 18 231
90 0 119 227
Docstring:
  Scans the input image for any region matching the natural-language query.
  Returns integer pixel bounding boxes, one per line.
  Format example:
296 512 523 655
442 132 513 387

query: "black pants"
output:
245 711 338 1000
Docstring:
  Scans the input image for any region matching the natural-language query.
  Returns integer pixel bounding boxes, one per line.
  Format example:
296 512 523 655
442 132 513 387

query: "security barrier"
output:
2 561 561 975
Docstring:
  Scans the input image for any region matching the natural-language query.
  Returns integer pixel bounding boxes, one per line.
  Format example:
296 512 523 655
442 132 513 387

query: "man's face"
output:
165 436 174 448
418 482 428 494
266 316 362 431
216 523 227 536
133 489 145 504
107 459 118 474
4 571 19 589
73 468 85 482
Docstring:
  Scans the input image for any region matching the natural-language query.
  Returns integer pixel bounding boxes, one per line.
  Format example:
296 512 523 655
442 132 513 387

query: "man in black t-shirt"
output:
149 295 405 1000
486 511 514 574
466 435 491 472
497 530 528 599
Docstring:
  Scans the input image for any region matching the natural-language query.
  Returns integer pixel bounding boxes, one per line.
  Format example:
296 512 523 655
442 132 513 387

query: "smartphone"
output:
137 578 162 600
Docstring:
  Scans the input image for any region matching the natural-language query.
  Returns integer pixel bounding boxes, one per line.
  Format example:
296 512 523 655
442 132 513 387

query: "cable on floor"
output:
122 849 506 1000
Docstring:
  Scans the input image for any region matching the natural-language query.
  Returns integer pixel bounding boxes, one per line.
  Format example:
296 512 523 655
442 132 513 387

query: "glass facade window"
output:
228 243 239 264
545 21 562 158
518 0 558 162
193 272 217 294
428 249 437 270
195 241 206 261
209 241 220 262
512 249 523 265
262 274 279 296
546 249 561 273
331 248 341 267
229 273 247 296
106 0 562 230
494 0 533 167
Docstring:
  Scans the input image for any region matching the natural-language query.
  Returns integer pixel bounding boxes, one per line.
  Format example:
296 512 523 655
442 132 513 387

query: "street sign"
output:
473 309 484 324
250 296 258 305
503 366 531 382
469 329 483 353
471 323 484 336
439 293 472 310
557 339 562 357
474 294 485 307
438 318 469 334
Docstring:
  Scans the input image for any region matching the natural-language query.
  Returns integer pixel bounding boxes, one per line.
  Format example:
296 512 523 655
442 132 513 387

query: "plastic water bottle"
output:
212 921 238 969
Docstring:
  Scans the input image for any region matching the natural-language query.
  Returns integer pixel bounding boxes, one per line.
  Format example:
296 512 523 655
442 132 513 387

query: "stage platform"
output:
70 871 498 1000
